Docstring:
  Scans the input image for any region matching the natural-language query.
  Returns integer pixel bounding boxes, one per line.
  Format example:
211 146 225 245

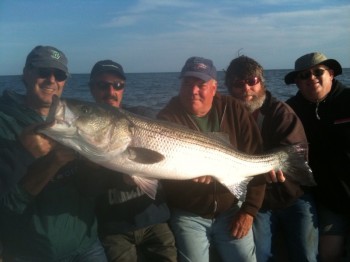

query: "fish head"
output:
40 96 132 161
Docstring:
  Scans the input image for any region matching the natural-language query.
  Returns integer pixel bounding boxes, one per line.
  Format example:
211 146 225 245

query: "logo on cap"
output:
195 63 207 70
51 50 61 60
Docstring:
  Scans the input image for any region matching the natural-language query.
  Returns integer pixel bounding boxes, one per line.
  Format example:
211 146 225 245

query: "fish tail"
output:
279 144 316 186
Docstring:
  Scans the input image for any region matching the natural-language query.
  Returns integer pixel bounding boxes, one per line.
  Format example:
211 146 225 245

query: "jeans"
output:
253 193 318 262
8 240 107 262
170 206 256 262
101 223 177 262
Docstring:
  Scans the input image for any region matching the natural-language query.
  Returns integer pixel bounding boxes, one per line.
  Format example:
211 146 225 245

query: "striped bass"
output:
39 97 316 200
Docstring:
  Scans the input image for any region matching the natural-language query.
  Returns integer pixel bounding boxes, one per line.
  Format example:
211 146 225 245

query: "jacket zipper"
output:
315 100 321 120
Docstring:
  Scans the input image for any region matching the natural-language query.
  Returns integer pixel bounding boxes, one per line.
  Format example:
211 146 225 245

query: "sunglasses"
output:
232 77 260 89
298 68 328 80
36 68 68 82
93 81 125 91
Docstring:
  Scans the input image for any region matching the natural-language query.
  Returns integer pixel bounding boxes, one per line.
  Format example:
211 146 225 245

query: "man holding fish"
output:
0 46 107 261
86 59 177 262
226 55 318 262
157 56 267 262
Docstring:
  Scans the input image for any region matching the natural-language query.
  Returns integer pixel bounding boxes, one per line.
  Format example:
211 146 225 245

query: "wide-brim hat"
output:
284 52 342 85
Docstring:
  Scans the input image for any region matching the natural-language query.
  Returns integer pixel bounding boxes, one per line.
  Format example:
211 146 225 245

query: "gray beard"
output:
243 93 266 113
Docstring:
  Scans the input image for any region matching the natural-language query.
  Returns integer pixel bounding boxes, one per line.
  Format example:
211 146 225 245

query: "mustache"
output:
242 92 257 99
102 95 119 101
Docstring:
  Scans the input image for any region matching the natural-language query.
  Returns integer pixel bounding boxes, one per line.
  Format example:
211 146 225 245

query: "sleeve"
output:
234 103 266 216
0 139 36 214
260 103 307 209
241 175 266 216
265 103 308 148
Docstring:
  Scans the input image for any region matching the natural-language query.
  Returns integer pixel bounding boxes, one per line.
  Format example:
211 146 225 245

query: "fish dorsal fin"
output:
127 147 165 164
131 175 158 200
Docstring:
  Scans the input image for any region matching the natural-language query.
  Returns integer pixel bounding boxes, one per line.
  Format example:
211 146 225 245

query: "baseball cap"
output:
90 60 126 80
25 45 68 74
180 56 217 82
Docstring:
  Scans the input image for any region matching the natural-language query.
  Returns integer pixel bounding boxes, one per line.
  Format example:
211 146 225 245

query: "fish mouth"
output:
46 95 60 123
45 96 78 129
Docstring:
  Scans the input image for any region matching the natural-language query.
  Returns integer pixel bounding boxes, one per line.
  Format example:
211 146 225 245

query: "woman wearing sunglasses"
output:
285 52 350 262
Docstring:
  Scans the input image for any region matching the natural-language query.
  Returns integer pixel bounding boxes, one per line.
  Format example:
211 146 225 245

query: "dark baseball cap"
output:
180 56 217 82
25 45 68 74
90 60 126 80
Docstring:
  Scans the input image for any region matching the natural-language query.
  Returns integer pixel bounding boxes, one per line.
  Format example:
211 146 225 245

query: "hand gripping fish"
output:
39 97 316 200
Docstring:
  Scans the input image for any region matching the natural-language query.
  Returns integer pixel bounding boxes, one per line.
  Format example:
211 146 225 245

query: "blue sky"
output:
1 0 349 75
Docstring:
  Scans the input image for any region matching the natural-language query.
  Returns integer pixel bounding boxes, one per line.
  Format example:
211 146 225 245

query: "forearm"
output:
19 152 63 196
0 143 36 213
0 142 34 198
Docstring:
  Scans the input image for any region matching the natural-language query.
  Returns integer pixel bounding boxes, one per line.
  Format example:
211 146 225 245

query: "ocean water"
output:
1 69 350 113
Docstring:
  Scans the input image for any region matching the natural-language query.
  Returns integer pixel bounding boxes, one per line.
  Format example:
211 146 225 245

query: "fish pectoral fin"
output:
221 177 253 201
127 147 165 164
131 175 158 200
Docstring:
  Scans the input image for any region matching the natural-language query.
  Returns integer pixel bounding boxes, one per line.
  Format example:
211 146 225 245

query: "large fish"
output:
39 97 316 200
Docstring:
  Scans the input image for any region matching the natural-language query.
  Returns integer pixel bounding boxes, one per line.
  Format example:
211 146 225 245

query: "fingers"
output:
266 170 276 183
19 124 57 158
231 225 247 239
123 174 136 186
230 212 253 239
266 170 286 183
36 147 77 174
192 176 213 184
276 170 286 182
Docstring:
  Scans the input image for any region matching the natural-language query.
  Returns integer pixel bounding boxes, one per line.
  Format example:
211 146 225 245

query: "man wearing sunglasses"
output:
86 60 177 262
89 60 126 108
0 46 107 261
285 52 350 262
157 56 266 262
226 55 318 262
